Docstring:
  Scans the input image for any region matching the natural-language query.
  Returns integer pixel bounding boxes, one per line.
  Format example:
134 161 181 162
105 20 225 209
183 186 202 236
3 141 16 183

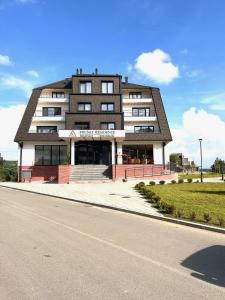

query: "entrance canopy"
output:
58 130 126 141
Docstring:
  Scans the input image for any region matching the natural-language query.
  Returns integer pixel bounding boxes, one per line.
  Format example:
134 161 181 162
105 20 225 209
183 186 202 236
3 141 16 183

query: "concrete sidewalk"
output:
0 180 161 216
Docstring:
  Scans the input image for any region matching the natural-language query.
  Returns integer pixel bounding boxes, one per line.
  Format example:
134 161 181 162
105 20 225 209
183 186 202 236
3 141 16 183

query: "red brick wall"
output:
112 164 177 181
58 165 71 184
19 166 58 182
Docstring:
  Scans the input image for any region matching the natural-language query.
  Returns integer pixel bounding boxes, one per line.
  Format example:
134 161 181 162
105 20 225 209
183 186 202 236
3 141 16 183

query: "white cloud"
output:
0 54 13 66
202 92 225 111
166 107 225 167
26 69 39 78
133 49 179 84
0 75 34 96
0 104 26 160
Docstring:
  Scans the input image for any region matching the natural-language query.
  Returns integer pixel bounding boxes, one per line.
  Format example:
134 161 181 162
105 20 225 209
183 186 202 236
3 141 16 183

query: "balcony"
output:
32 110 68 122
123 110 157 122
122 96 153 104
125 128 160 134
38 94 69 103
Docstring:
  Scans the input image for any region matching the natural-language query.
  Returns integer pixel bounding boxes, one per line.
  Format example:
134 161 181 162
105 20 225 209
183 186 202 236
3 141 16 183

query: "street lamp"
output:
199 138 203 183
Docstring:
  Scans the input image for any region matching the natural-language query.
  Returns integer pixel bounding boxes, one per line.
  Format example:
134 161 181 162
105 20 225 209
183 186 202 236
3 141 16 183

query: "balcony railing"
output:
123 110 156 117
123 95 152 99
39 94 69 99
28 130 59 133
125 129 160 134
34 110 68 117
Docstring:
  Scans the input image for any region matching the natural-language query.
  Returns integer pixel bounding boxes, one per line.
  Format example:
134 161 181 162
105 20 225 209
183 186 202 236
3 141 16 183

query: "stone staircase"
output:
69 165 112 182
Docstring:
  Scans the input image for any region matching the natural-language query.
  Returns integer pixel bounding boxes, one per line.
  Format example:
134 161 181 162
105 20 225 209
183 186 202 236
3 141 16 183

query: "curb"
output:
1 184 225 235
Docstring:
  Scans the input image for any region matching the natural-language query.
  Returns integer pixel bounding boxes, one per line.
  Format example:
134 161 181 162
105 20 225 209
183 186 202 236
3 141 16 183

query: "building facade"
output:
15 69 173 183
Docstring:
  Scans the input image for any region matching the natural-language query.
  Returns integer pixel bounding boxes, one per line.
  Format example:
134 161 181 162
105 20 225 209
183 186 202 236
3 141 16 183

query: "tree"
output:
211 158 225 173
169 154 180 165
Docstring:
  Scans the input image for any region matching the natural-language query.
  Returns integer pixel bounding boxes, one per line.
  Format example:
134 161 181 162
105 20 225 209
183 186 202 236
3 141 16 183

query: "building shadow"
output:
181 245 225 287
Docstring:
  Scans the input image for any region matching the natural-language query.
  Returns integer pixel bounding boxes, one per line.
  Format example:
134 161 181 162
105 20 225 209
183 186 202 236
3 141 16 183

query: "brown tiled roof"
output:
14 89 62 142
37 78 72 90
121 82 157 89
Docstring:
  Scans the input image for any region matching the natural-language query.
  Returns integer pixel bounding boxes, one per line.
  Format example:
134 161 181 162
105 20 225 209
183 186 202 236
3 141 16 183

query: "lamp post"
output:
199 139 203 183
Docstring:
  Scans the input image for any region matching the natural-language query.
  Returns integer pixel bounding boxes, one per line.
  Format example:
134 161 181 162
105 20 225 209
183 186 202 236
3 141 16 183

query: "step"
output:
70 175 111 179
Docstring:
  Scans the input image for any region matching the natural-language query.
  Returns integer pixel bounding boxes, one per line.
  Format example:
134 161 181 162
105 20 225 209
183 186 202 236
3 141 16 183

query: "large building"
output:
15 69 172 183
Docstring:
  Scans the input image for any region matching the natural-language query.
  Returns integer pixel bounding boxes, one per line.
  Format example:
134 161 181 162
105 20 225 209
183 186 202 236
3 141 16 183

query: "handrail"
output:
125 165 171 179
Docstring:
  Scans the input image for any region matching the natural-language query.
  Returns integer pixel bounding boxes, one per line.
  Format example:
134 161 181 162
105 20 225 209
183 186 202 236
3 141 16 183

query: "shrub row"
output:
135 182 225 227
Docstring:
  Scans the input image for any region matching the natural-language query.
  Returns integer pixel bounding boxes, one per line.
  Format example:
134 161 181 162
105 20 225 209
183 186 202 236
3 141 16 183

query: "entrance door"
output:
75 141 111 165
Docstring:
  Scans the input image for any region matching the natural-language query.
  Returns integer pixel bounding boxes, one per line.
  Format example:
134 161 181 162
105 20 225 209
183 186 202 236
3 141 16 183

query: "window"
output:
101 103 114 112
122 144 153 164
77 103 91 112
74 122 90 130
80 81 92 93
102 82 113 94
43 107 61 116
37 126 57 133
100 122 115 130
129 92 142 99
35 145 68 165
134 126 154 133
52 92 65 98
132 107 150 117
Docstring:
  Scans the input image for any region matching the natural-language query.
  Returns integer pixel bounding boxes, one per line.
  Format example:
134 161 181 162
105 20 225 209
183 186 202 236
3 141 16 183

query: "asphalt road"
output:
1 187 225 300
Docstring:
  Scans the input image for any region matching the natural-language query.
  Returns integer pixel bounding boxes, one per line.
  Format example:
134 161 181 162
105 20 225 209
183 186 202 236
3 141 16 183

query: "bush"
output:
218 216 225 227
171 180 176 184
196 180 200 183
145 190 155 199
149 181 156 186
190 211 196 221
175 209 184 218
159 180 165 185
160 202 175 214
135 182 145 190
203 212 212 223
152 195 161 204
187 178 193 183
178 178 184 184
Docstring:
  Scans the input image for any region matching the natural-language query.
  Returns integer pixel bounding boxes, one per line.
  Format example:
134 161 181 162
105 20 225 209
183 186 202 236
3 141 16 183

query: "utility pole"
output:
199 139 203 183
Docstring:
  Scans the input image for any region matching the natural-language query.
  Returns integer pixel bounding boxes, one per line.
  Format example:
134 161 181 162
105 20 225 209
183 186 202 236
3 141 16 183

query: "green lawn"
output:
145 183 225 227
179 172 221 180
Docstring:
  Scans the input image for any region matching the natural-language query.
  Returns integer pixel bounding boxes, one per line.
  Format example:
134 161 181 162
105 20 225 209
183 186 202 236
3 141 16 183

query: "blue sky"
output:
0 0 225 166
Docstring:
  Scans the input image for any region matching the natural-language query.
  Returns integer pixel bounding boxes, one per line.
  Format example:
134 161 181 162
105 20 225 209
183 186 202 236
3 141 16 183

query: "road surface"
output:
0 186 225 299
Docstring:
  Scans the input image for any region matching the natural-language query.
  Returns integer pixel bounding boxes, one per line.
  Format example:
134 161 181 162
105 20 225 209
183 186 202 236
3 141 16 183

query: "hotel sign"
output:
79 130 115 138
58 129 126 140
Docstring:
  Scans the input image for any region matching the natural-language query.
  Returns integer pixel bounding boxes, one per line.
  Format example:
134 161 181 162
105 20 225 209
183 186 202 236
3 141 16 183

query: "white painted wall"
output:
21 143 35 166
153 142 163 164
117 142 123 164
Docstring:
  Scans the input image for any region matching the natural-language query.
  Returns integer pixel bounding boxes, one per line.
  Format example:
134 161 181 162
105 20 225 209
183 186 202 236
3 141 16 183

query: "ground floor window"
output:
35 145 68 165
122 144 153 164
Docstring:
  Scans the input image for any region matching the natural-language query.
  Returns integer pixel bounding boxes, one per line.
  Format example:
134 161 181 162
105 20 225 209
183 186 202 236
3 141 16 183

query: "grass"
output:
144 183 225 227
179 172 221 180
